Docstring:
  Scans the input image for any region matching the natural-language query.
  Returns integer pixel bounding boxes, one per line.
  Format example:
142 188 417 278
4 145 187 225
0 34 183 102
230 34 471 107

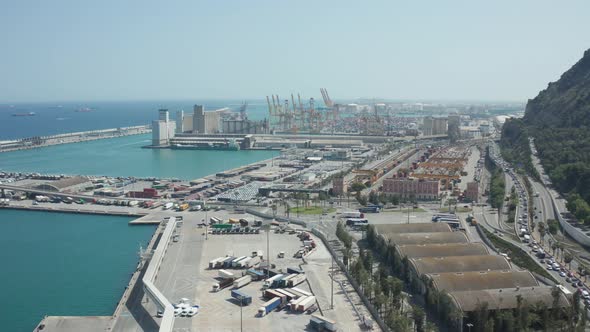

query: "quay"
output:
0 125 151 153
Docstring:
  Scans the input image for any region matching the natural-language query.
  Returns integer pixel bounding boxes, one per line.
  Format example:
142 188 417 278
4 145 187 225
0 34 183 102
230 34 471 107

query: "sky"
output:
1 0 590 103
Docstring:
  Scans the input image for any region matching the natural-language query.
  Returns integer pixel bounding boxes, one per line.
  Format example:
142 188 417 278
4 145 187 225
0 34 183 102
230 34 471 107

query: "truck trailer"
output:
258 297 281 317
233 275 252 289
212 278 234 292
231 289 252 306
218 270 235 279
288 273 307 287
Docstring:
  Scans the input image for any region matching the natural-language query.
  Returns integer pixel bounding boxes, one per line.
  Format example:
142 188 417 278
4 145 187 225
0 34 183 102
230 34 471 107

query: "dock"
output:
0 125 151 153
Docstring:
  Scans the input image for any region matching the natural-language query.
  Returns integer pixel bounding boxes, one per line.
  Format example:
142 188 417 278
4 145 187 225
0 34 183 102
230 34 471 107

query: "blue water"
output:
0 133 277 179
0 210 156 332
0 100 271 140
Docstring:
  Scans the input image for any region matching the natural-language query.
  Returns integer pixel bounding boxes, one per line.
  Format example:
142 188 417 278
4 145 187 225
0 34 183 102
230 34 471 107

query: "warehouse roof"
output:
448 287 570 312
397 243 489 259
409 255 511 275
375 223 451 235
428 270 539 293
34 176 91 192
383 232 468 246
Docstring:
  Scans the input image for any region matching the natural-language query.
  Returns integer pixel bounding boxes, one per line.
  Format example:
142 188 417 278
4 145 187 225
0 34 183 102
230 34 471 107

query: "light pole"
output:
331 254 334 309
266 226 270 280
240 296 244 332
466 323 473 332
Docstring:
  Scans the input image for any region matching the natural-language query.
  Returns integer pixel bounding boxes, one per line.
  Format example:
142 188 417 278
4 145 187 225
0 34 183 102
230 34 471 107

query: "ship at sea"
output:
11 112 36 117
75 107 94 113
171 139 240 151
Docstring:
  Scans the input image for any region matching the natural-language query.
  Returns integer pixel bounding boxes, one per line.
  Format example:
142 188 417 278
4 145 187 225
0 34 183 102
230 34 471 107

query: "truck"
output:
288 273 307 287
258 297 281 317
297 296 316 312
218 269 235 279
279 274 296 288
271 275 286 288
163 202 174 210
237 257 252 268
212 223 232 229
264 274 284 289
210 216 222 224
359 206 380 213
178 203 189 211
309 314 337 331
252 250 263 258
233 275 252 289
239 219 249 227
340 211 362 218
231 289 252 306
246 268 265 281
229 218 240 224
212 278 234 292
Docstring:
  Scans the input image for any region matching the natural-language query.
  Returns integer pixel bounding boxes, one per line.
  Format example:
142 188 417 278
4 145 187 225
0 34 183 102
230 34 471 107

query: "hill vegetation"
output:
500 49 590 223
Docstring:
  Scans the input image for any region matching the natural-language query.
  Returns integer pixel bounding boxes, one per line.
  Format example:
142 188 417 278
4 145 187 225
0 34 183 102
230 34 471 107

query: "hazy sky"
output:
1 0 589 102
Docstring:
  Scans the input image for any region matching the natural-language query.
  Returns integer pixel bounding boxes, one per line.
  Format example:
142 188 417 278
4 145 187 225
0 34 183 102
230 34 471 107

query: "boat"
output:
75 107 93 113
11 112 36 117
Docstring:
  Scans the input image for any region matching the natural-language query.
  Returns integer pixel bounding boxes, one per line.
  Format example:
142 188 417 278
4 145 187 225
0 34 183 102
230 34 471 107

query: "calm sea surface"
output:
0 133 277 179
0 210 156 332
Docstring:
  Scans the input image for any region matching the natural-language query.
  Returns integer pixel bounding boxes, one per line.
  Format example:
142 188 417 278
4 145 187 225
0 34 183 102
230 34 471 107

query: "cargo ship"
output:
11 112 36 117
171 140 240 151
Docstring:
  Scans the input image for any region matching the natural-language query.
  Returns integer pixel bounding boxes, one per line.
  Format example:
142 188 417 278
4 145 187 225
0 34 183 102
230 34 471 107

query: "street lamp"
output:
466 323 473 332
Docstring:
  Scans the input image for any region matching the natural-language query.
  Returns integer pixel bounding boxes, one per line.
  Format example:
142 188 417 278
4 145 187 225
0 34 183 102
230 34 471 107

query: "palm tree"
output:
564 251 574 270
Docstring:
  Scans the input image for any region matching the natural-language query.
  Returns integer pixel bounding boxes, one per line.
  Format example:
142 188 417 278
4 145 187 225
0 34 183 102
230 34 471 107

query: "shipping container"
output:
233 275 252 289
231 289 252 306
218 256 235 269
263 289 286 303
288 273 307 287
290 296 308 311
275 289 298 301
271 275 286 288
258 297 281 317
290 287 312 297
297 296 316 312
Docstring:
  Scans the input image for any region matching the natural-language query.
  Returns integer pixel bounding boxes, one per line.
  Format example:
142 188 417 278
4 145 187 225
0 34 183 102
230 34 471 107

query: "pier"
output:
0 125 150 153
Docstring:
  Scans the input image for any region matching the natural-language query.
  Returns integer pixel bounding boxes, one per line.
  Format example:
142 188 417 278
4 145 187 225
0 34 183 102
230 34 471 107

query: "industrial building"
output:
382 178 440 200
33 176 92 192
465 182 479 202
422 116 448 136
372 222 571 319
396 243 489 259
152 109 176 146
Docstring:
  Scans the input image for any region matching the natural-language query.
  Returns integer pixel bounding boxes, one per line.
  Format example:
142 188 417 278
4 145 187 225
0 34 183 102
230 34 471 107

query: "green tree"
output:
350 182 366 193
564 251 574 270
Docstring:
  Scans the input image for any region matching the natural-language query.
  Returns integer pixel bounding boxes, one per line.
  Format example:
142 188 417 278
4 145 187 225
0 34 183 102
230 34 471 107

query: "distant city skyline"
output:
1 0 589 102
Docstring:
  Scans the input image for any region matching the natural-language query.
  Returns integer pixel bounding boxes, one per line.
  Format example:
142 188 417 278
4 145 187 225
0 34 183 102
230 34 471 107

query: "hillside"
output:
501 48 590 223
523 48 590 128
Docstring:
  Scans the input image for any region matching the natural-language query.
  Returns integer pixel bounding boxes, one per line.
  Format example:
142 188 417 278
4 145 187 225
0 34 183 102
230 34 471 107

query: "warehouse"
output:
396 243 489 259
448 287 570 312
427 270 538 293
381 231 469 246
374 223 451 235
409 255 511 276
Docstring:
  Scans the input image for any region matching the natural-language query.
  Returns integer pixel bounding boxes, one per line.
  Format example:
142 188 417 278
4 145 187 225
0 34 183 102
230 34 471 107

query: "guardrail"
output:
142 217 177 331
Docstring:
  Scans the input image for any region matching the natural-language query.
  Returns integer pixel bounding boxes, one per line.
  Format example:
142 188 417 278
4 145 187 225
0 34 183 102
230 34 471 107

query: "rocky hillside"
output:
523 48 590 127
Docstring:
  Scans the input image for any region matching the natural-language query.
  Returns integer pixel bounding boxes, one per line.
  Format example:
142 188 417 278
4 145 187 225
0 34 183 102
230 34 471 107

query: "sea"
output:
0 99 270 140
0 100 278 331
